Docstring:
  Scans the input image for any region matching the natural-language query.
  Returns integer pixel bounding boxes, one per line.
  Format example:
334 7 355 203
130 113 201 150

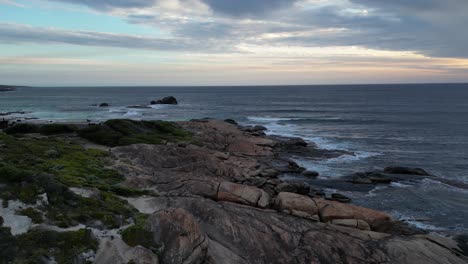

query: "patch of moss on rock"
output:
121 214 160 252
78 119 192 147
0 227 98 264
17 208 44 224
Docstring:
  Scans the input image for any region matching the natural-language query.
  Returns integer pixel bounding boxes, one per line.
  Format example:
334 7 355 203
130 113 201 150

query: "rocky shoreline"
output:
0 119 467 263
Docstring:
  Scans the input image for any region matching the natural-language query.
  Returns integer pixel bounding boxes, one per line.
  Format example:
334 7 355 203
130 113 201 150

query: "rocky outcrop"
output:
99 103 109 107
127 196 468 264
151 96 178 105
108 119 467 264
384 166 431 176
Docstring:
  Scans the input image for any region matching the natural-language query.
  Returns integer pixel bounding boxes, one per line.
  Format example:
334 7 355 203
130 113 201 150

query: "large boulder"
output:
314 199 393 230
217 181 270 208
384 166 431 176
146 208 208 264
274 192 319 220
151 96 178 105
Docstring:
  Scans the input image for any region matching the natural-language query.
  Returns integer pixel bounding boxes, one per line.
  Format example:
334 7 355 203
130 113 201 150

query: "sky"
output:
1 0 468 86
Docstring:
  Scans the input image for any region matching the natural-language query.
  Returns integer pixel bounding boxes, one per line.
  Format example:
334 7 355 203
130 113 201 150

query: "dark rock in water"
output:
346 172 392 184
384 166 431 176
99 103 109 107
302 170 319 178
288 137 308 147
127 105 151 109
242 125 267 136
329 193 352 203
287 160 306 173
224 119 238 125
151 96 178 105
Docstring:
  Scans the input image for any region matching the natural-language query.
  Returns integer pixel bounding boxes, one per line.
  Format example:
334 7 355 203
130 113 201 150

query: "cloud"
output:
0 23 220 51
200 0 298 17
48 0 155 10
7 0 468 59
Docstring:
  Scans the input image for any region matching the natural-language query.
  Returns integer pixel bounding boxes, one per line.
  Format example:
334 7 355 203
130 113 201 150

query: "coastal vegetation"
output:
0 119 196 262
77 119 192 147
0 227 97 263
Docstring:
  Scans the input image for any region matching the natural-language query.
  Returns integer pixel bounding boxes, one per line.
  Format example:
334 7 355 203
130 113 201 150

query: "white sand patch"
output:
124 196 162 214
0 199 33 235
69 187 98 198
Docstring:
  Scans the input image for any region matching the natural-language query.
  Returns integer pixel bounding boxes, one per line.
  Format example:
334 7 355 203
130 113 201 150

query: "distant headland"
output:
0 85 27 92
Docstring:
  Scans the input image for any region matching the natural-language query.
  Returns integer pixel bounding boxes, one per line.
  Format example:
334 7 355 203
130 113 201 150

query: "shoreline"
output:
1 118 467 263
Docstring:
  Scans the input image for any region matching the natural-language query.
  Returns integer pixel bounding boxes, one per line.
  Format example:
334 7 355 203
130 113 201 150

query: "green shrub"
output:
4 123 39 134
39 124 77 135
78 119 192 147
17 208 43 224
122 214 159 251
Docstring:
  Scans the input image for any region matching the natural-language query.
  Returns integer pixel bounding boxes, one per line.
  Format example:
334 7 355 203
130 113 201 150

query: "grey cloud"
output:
48 0 154 10
200 0 298 17
0 23 218 51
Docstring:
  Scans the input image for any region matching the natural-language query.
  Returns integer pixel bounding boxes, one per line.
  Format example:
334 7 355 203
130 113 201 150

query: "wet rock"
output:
127 105 151 109
274 192 319 220
287 137 308 147
302 170 319 178
384 167 431 176
287 160 306 173
99 103 109 107
217 181 270 208
329 193 352 203
345 171 392 184
224 119 238 125
151 96 178 105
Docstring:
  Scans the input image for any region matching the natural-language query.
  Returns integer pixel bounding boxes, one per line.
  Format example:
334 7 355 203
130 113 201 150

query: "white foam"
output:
365 185 388 197
247 116 304 122
123 110 142 117
323 151 382 164
390 182 413 188
149 104 167 109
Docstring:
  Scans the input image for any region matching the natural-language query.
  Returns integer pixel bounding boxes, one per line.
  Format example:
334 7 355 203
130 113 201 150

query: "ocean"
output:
1 84 467 234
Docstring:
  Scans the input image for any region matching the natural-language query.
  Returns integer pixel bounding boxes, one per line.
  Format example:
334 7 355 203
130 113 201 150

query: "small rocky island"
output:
0 119 467 264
